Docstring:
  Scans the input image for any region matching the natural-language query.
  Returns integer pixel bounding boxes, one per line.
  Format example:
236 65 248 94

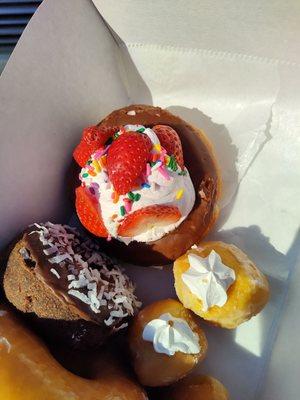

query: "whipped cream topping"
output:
182 250 236 311
142 312 200 356
80 125 195 244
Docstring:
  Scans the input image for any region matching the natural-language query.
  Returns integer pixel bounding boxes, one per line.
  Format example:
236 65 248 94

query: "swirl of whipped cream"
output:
142 313 200 356
80 125 195 244
182 250 236 311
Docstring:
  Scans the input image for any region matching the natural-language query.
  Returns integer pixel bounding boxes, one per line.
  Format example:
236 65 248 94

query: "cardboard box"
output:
0 0 300 398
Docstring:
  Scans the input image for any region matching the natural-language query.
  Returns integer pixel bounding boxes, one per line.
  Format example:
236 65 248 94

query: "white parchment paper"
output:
1 0 300 399
0 0 129 248
118 43 280 206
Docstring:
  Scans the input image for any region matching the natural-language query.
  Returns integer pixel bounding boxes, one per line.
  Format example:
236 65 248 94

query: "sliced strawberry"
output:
118 205 181 237
152 125 184 168
73 125 119 167
75 186 108 237
107 132 152 195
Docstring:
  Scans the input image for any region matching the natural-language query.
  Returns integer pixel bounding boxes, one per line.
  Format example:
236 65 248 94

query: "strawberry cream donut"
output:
73 105 220 265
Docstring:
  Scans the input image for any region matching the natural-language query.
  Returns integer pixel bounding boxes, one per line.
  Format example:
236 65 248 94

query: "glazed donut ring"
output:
0 304 148 400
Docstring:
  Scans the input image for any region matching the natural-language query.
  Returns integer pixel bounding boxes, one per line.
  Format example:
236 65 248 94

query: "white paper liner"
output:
117 43 281 207
0 1 300 399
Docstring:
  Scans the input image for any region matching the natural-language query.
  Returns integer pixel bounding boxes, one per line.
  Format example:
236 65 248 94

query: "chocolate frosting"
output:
21 223 139 326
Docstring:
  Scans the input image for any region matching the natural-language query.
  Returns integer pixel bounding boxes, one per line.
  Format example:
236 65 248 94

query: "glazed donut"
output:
72 105 221 266
128 298 207 387
0 304 148 400
160 375 229 400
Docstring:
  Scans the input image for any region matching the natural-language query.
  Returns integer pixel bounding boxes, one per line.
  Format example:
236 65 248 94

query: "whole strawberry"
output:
73 125 119 167
152 125 184 168
107 131 152 195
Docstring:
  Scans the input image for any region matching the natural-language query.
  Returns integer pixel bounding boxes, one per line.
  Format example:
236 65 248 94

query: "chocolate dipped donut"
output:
3 222 140 349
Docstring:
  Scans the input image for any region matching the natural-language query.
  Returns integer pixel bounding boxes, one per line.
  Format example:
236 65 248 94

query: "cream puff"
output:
174 241 270 328
128 298 207 387
3 222 141 349
72 105 220 265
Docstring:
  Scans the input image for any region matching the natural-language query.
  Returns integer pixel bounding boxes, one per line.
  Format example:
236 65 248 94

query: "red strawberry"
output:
73 125 119 167
152 125 184 168
118 205 181 237
75 186 108 237
107 132 152 195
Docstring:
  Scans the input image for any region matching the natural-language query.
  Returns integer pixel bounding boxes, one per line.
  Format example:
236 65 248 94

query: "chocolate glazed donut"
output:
72 105 221 266
3 223 140 349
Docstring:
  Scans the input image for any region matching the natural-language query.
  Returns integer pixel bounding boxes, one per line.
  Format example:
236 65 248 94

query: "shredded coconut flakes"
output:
19 247 30 260
29 222 141 330
50 268 60 279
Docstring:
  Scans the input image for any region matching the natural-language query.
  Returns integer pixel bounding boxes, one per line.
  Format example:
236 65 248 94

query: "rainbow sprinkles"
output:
79 124 195 243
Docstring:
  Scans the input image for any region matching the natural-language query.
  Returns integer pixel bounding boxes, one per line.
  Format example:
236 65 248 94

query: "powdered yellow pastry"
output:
174 241 269 328
161 375 229 400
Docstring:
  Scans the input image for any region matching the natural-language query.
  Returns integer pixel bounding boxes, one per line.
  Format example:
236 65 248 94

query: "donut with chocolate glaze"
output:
72 105 221 266
3 222 140 349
